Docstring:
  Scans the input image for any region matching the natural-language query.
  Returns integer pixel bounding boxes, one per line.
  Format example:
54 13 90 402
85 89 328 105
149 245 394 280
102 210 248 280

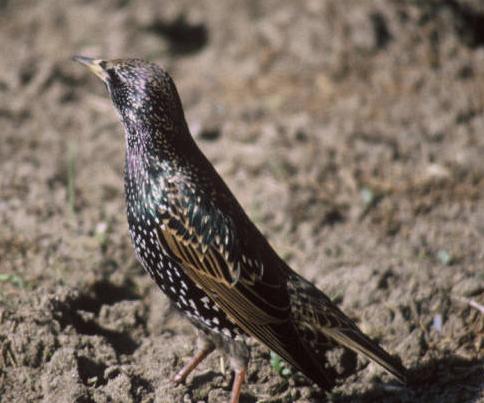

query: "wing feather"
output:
154 190 358 389
157 218 288 322
154 202 331 379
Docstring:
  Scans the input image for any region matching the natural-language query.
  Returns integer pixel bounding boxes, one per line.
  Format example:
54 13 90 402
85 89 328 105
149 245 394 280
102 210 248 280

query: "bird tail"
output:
322 325 408 384
287 273 408 385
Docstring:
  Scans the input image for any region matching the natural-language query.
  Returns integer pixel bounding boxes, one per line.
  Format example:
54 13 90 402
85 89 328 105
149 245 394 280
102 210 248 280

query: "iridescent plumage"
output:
75 56 408 402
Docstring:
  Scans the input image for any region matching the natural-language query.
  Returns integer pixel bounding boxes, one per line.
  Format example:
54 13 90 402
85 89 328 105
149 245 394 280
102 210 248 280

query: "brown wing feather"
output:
156 193 406 387
155 209 339 388
157 218 289 324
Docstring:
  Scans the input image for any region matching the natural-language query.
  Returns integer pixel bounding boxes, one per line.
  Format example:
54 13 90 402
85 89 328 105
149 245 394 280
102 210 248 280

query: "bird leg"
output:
229 368 246 403
225 336 249 403
172 338 215 384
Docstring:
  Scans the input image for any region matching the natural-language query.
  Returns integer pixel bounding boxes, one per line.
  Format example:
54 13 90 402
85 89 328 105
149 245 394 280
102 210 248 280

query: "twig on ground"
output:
451 296 484 314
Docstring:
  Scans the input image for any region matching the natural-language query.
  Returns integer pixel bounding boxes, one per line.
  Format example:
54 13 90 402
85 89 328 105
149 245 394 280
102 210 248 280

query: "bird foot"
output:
172 345 215 385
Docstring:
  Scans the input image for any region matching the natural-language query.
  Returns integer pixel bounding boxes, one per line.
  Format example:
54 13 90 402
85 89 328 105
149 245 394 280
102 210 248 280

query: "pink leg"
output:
229 368 246 403
172 344 215 384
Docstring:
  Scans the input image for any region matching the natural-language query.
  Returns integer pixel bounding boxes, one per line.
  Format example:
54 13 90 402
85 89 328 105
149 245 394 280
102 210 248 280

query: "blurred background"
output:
0 1 482 402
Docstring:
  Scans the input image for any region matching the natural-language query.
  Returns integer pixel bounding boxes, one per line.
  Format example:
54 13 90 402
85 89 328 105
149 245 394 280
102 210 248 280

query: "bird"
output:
74 56 408 402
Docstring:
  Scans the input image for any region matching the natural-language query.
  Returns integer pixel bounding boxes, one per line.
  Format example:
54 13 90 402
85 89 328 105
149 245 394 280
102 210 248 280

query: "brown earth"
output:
0 0 483 402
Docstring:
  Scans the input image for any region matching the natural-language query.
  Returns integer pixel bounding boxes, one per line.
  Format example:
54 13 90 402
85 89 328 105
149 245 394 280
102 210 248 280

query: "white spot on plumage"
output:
222 328 231 337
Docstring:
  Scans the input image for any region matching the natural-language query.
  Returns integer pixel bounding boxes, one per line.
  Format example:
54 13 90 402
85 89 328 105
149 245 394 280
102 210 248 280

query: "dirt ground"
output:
0 0 483 402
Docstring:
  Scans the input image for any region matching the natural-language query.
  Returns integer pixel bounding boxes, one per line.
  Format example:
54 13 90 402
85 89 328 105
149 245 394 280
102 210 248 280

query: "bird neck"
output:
123 128 167 220
123 119 195 184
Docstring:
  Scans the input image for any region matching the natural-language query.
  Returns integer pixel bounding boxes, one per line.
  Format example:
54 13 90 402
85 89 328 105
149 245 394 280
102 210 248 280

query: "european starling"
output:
74 56 408 402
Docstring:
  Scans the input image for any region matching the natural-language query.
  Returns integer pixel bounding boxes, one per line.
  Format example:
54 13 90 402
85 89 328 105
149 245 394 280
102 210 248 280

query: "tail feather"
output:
268 321 340 390
287 273 408 386
323 326 408 384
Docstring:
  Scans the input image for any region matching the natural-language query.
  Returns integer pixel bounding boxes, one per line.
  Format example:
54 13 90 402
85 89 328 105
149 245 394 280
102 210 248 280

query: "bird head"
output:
74 56 185 137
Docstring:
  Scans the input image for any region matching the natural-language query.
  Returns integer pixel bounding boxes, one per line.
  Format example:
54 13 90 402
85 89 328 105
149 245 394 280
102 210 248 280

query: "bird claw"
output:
171 345 215 386
171 373 184 386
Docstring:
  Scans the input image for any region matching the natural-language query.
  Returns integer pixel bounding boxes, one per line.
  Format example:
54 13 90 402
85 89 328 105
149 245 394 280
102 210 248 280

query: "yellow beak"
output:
73 55 109 81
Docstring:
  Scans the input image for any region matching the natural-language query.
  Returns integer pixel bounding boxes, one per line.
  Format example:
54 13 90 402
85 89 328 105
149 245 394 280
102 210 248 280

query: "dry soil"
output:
0 1 483 402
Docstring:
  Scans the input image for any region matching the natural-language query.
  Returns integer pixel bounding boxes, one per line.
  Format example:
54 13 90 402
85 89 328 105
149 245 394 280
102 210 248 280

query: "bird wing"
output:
154 196 338 387
155 185 292 323
154 182 409 388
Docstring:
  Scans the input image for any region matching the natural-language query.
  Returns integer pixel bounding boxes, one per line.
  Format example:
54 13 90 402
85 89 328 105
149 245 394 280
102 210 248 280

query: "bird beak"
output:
73 55 109 82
